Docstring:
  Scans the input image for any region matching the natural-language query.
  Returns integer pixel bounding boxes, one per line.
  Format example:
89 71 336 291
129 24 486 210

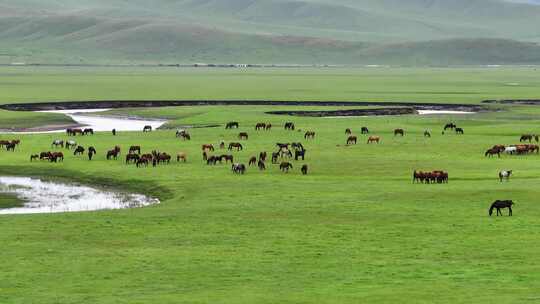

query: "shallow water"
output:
0 176 159 215
41 109 168 132
417 110 475 115
0 109 167 134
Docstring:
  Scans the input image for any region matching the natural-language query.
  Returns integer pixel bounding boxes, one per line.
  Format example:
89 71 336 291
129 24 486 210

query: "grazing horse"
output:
220 154 234 164
88 146 97 155
295 149 306 161
413 170 448 184
226 122 239 129
499 170 512 182
367 136 380 144
107 149 120 160
206 156 219 165
259 151 267 162
361 127 369 134
345 128 352 135
255 123 266 130
424 130 431 138
249 156 257 166
228 142 243 151
280 162 293 173
257 159 266 171
202 144 214 152
73 146 85 155
394 129 404 136
39 152 51 160
347 136 357 145
489 200 514 216
30 154 39 162
519 134 538 142
238 132 249 140
455 128 464 134
485 148 501 158
304 131 315 139
156 153 171 164
126 153 140 164
136 157 149 168
129 145 141 154
65 140 77 149
143 125 152 132
284 122 295 130
67 128 83 136
5 143 16 151
301 164 308 175
49 152 64 162
444 123 457 130
232 163 246 174
51 140 64 148
265 123 272 131
176 130 191 140
177 152 187 162
176 129 186 137
83 128 94 135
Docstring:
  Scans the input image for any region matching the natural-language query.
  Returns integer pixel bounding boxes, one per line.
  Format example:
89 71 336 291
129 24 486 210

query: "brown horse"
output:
136 157 149 167
232 163 246 174
202 144 214 152
265 123 272 130
345 128 352 135
238 132 249 140
177 152 187 162
30 154 39 162
49 152 64 162
248 156 257 166
220 154 234 163
347 136 357 145
126 153 140 164
156 153 171 164
107 149 120 160
255 123 266 130
83 128 94 135
280 162 293 173
39 151 51 160
228 142 243 151
485 148 501 158
367 136 380 144
394 129 404 136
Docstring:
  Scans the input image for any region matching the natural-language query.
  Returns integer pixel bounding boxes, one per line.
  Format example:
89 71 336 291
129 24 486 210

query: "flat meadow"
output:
1 67 540 303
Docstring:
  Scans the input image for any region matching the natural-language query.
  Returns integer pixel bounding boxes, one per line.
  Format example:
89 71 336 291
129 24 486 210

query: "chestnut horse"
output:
280 162 293 172
202 144 215 152
347 136 357 145
367 136 380 144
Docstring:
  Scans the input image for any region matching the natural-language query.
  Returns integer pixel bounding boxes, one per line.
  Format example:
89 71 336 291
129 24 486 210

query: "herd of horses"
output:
485 142 540 157
2 119 530 215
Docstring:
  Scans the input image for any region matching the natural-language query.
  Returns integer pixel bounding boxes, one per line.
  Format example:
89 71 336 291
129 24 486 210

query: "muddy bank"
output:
483 99 540 105
266 107 416 117
0 100 489 112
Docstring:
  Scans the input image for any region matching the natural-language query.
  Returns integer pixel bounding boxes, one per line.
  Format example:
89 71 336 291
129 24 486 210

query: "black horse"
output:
294 149 306 161
73 146 85 155
489 200 514 216
143 125 152 132
455 128 464 134
361 127 369 134
225 122 239 129
444 123 457 130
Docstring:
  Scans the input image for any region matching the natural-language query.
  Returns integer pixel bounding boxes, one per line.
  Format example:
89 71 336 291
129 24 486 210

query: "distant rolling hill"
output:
1 0 540 65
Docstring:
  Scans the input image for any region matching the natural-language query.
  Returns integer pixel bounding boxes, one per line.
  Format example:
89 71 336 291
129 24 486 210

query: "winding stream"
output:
0 176 159 215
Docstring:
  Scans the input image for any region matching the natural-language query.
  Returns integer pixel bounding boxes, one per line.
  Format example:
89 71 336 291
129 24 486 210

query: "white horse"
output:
499 170 512 182
505 146 517 155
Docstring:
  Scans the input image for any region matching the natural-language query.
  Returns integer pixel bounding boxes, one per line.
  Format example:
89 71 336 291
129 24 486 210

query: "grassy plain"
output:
1 67 540 303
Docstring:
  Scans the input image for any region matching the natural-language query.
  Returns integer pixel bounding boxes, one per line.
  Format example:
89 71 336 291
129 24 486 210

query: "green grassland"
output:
0 67 539 105
2 103 540 303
